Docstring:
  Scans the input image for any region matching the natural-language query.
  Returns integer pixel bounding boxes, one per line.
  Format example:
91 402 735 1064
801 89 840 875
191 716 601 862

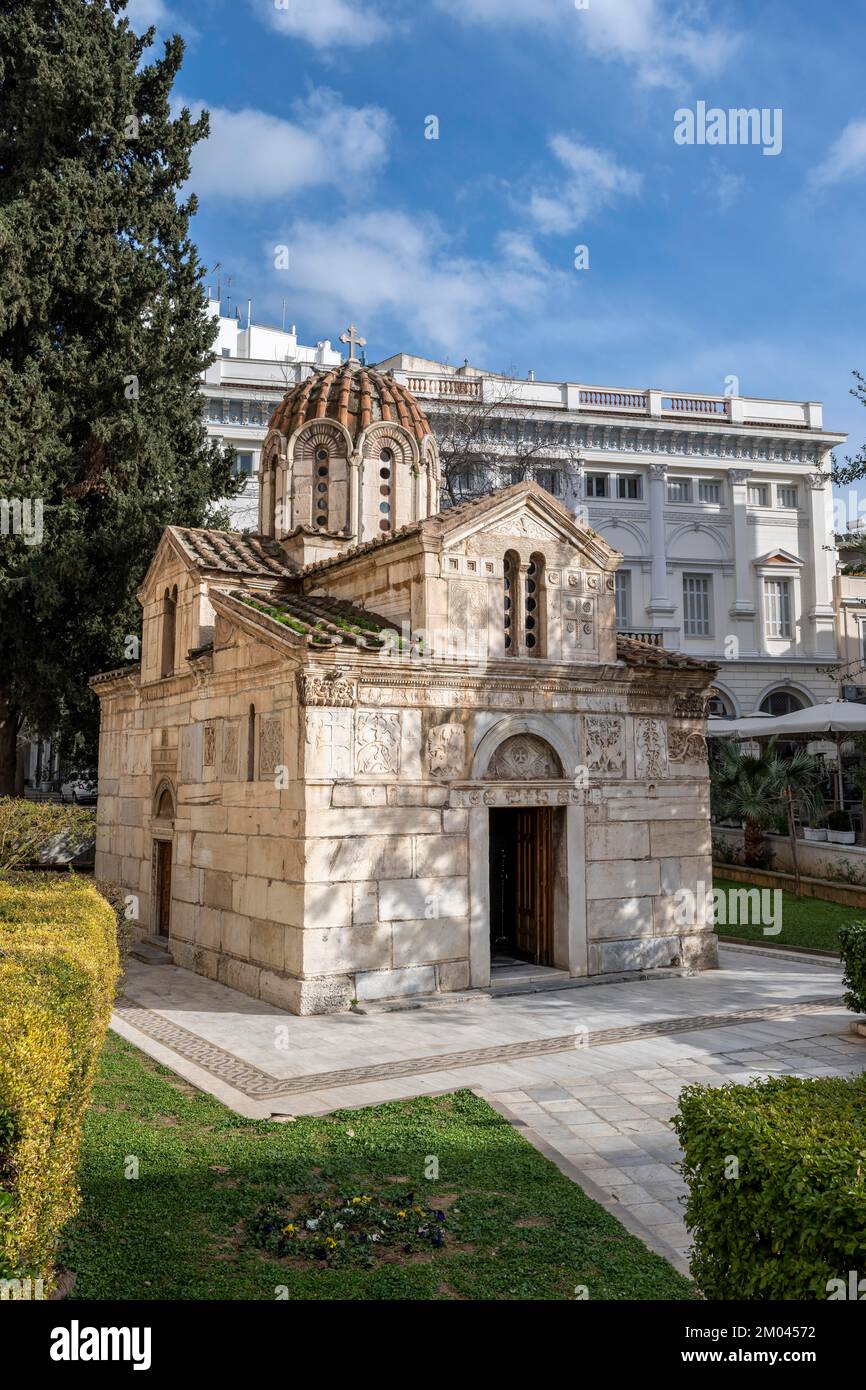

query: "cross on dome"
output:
339 323 366 363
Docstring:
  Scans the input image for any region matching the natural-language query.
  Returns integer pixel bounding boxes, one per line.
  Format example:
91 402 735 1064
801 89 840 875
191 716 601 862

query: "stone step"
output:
351 990 490 1015
128 939 173 966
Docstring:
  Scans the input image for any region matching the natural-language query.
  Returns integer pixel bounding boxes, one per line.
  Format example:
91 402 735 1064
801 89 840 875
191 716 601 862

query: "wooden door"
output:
514 809 554 966
155 839 172 938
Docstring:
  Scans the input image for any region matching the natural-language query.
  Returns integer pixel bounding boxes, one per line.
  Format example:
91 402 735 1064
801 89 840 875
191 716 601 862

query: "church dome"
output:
267 362 433 446
258 342 440 550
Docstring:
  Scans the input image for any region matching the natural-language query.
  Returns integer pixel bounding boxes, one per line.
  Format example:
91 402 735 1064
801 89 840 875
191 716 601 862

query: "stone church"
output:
93 351 719 1014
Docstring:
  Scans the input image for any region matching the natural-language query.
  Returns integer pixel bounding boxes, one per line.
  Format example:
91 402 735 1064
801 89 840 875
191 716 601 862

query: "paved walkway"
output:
111 945 865 1275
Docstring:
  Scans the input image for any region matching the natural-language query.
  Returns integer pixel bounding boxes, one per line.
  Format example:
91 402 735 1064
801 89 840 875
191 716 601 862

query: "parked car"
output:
60 772 97 804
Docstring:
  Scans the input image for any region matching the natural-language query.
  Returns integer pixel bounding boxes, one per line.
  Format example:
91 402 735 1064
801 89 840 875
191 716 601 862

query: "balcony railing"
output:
580 389 646 411
619 629 663 646
662 396 727 416
406 376 482 399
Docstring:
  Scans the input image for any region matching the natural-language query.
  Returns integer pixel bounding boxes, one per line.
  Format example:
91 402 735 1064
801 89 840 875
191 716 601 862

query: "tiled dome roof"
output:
267 363 432 445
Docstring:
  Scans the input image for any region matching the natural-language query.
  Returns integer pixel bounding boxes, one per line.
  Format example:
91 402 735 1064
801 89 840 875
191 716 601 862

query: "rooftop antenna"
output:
211 262 222 302
281 299 287 332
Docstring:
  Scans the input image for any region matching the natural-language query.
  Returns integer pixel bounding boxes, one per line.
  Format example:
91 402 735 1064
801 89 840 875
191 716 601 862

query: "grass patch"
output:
62 1034 694 1301
712 876 851 952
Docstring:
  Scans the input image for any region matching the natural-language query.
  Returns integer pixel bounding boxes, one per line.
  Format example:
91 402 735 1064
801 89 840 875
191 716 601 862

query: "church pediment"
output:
437 483 621 571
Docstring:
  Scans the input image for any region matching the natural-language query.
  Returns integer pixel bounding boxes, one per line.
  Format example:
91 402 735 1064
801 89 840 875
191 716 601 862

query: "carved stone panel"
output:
669 728 709 763
585 716 625 777
203 721 217 769
486 734 562 780
635 718 668 780
427 723 466 779
447 580 490 653
221 720 241 781
355 712 401 776
306 709 352 778
259 714 284 778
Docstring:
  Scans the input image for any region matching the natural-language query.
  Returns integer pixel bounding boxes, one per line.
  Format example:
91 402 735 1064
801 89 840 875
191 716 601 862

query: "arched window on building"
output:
524 553 545 656
503 551 519 654
707 688 735 719
161 586 177 679
760 688 806 717
247 704 256 781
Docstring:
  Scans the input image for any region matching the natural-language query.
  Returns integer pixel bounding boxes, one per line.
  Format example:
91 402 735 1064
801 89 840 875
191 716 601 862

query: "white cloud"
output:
254 0 389 50
185 90 391 201
527 134 642 234
809 120 866 189
703 166 745 210
264 210 557 357
432 0 739 88
124 0 174 27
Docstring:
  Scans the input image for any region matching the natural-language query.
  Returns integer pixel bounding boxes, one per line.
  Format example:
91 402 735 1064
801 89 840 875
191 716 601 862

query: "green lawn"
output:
712 876 856 953
61 1033 694 1301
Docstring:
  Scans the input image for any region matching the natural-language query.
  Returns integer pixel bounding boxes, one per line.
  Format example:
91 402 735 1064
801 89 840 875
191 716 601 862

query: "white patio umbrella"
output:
708 699 866 806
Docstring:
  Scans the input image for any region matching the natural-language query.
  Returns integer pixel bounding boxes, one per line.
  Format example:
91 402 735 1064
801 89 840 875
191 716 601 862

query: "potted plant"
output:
802 816 828 842
827 809 856 845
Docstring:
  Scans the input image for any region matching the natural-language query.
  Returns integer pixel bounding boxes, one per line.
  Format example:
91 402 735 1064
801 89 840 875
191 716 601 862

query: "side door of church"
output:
155 840 172 937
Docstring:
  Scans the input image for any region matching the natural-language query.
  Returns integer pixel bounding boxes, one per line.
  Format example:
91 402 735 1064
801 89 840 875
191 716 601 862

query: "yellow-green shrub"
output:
0 874 119 1286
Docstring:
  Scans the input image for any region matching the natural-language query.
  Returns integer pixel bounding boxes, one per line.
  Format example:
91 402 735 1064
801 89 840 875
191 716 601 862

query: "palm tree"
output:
711 738 825 867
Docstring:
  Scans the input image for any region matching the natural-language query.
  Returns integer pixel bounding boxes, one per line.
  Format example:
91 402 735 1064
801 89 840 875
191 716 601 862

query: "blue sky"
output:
129 0 866 481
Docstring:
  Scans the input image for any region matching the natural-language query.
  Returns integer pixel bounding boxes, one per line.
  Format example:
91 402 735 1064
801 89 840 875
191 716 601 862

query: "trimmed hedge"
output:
0 874 119 1286
839 921 866 1014
673 1073 866 1300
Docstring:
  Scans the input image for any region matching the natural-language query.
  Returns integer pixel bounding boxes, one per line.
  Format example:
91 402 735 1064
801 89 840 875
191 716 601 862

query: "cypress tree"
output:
0 0 239 792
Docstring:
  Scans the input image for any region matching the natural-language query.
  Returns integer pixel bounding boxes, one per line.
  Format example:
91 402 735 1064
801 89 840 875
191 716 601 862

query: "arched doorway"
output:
485 734 564 970
152 782 175 939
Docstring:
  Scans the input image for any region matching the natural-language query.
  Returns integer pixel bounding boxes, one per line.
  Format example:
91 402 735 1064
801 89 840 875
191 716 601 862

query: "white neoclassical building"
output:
201 297 342 530
199 300 847 717
377 354 847 718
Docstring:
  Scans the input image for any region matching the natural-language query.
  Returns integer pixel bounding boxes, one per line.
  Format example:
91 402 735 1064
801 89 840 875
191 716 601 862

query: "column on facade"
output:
804 470 837 659
348 455 360 540
805 472 835 615
727 468 759 658
646 463 675 619
259 461 274 537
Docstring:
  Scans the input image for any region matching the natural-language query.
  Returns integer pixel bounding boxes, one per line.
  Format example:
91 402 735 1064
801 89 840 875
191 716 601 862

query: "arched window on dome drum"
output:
503 551 519 655
378 447 394 533
524 553 546 657
314 446 330 529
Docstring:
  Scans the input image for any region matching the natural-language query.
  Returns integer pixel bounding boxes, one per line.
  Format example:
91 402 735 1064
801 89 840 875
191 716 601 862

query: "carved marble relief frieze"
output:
452 785 583 807
585 715 625 777
203 721 217 769
672 692 712 719
427 723 466 779
634 718 668 780
298 672 357 707
355 711 401 775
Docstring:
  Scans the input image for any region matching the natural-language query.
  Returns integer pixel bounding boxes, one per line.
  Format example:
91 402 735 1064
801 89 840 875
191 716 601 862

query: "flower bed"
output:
249 1186 450 1268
